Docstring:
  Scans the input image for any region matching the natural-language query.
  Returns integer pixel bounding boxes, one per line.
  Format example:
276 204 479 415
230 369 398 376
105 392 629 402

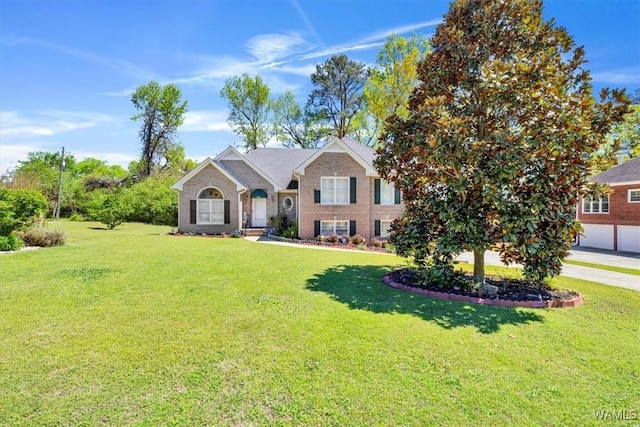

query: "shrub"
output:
87 191 130 229
0 233 24 251
272 212 289 236
326 234 339 244
370 238 386 248
0 188 48 235
316 235 326 243
351 234 366 245
281 220 298 239
122 174 178 226
68 212 85 222
419 263 468 291
18 228 66 247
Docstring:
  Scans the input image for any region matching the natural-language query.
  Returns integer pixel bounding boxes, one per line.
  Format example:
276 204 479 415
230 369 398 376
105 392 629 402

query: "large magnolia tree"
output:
375 0 630 284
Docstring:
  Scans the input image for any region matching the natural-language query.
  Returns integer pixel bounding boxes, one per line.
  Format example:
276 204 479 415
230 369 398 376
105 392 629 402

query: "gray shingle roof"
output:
342 136 377 166
591 156 640 184
244 147 318 189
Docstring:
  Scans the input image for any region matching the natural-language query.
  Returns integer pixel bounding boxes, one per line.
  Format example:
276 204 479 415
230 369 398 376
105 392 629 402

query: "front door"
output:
251 198 267 227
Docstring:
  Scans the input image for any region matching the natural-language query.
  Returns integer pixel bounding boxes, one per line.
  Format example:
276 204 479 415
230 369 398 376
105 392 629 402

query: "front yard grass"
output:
1 221 638 426
563 259 640 276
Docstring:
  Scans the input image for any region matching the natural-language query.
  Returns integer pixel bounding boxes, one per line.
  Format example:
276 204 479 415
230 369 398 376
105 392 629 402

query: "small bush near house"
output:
326 234 340 244
351 234 366 245
272 212 289 236
316 235 326 243
281 220 298 239
18 228 66 247
370 238 385 248
0 233 25 251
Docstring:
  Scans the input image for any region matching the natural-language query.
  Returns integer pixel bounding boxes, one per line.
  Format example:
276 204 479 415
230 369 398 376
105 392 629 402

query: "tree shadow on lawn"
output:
306 265 545 334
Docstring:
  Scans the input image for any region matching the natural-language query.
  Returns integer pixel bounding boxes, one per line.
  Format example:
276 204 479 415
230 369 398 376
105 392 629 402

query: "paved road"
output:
248 236 640 291
455 249 640 292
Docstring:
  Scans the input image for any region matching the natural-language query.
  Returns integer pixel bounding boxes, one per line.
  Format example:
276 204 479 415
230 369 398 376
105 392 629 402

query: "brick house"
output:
577 156 640 253
172 137 404 242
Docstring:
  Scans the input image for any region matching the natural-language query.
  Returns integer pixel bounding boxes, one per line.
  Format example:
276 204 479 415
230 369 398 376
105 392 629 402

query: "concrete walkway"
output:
246 236 640 291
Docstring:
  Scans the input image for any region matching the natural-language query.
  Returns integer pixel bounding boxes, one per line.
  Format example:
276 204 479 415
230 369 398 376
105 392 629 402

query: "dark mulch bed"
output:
389 268 579 302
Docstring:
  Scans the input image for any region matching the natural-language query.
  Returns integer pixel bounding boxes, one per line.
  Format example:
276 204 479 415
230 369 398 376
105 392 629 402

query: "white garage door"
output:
617 226 640 253
580 224 614 250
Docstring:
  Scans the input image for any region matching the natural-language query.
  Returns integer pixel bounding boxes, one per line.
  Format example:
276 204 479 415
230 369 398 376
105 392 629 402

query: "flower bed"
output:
382 268 584 309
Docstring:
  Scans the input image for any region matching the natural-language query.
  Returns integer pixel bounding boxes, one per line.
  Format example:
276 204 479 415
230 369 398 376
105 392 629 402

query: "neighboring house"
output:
172 137 404 242
577 156 640 253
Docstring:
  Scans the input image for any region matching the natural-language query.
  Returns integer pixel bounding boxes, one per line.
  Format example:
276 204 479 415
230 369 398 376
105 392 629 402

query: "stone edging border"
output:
381 273 584 309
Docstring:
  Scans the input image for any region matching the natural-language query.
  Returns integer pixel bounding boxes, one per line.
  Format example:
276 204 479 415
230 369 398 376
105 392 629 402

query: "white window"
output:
380 181 395 205
321 220 349 236
197 187 224 224
583 196 609 214
629 189 640 203
380 220 393 238
321 177 349 205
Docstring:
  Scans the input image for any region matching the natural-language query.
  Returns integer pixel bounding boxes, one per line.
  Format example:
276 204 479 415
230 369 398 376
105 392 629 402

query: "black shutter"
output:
374 220 381 237
224 200 230 224
314 189 321 204
349 220 356 236
395 187 401 204
190 200 196 224
314 220 321 237
350 177 357 204
374 179 381 204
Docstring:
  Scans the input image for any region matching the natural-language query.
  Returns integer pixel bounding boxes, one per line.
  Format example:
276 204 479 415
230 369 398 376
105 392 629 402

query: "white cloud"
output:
245 32 310 62
297 18 440 61
105 17 442 94
290 0 323 47
590 68 640 85
182 110 231 132
0 110 116 139
2 35 153 80
357 18 443 44
297 42 385 61
0 143 44 174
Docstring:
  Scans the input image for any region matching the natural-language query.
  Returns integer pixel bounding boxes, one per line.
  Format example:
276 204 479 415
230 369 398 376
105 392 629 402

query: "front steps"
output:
244 228 267 237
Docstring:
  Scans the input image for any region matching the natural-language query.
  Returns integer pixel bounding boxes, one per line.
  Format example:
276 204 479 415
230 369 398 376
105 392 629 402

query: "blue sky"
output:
1 0 639 174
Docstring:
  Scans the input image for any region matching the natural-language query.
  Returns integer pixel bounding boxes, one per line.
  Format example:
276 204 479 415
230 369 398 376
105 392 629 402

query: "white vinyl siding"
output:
321 220 349 236
321 177 349 205
583 196 609 214
198 199 224 224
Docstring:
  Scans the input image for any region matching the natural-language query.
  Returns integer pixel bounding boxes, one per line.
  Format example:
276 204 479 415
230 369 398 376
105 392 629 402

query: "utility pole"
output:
55 146 64 219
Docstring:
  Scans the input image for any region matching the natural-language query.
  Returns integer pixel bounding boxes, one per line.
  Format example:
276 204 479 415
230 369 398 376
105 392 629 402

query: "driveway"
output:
455 249 640 292
248 236 639 292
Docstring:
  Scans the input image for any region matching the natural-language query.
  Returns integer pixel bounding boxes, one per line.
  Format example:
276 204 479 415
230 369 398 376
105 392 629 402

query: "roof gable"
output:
293 137 377 176
215 146 282 190
172 157 247 191
245 147 317 189
591 156 640 185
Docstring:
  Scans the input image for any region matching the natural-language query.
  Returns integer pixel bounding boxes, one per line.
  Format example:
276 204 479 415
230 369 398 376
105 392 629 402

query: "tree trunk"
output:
473 249 485 284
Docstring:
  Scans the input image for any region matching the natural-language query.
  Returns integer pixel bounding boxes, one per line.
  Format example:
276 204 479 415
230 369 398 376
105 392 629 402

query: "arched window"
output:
199 188 223 199
251 189 267 199
197 187 224 224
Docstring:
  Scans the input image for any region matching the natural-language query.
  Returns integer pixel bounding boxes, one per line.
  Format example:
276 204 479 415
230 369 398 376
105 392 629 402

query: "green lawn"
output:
563 259 640 277
1 222 639 426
